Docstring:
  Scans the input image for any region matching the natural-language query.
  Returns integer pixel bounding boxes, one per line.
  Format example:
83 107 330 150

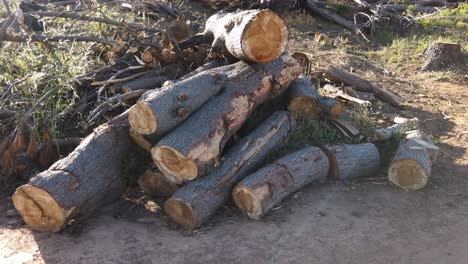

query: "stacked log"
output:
164 111 296 229
288 75 343 118
138 165 179 197
388 130 438 191
232 146 329 219
12 111 132 232
152 55 302 184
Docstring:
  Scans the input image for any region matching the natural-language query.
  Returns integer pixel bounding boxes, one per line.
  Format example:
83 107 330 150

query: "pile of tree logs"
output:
10 8 437 233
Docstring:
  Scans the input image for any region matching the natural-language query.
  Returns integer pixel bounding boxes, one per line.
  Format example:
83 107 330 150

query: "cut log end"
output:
12 185 66 233
388 159 428 191
288 96 318 117
242 11 288 63
138 169 179 196
164 198 199 229
129 102 157 135
129 128 152 152
232 184 263 220
151 146 197 184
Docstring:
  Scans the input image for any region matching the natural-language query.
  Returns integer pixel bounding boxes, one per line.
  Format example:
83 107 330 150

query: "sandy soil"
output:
1 6 467 264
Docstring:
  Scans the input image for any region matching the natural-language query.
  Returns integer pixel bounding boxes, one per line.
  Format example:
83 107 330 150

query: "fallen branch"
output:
2 32 119 46
374 117 419 141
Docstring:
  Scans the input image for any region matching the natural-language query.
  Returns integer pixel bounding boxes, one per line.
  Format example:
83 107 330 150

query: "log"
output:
325 66 402 107
305 0 363 35
324 84 371 106
164 111 296 229
12 111 132 232
138 166 179 197
181 9 288 63
129 128 152 152
129 61 256 140
288 74 320 117
374 117 419 141
152 55 302 184
233 146 329 219
388 130 438 191
321 143 380 181
421 42 468 72
287 75 343 118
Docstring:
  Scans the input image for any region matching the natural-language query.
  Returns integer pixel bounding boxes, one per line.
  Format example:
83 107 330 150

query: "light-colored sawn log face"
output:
204 9 288 63
152 55 302 184
388 131 438 191
164 111 296 229
233 146 330 219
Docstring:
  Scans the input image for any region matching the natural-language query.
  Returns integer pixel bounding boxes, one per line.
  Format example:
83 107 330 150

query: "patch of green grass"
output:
374 30 394 46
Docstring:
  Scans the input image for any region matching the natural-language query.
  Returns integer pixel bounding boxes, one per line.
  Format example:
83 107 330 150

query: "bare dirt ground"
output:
1 7 467 264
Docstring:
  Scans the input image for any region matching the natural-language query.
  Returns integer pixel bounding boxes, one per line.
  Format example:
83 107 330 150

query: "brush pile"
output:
0 1 442 233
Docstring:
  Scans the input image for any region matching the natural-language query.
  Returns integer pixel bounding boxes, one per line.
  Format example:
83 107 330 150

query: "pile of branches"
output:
4 7 439 233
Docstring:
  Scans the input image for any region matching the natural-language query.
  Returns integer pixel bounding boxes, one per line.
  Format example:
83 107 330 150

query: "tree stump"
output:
421 42 468 72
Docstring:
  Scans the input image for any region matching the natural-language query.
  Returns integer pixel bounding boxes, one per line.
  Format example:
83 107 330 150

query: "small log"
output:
388 130 438 191
12 111 132 232
138 166 179 197
287 76 342 118
129 61 251 140
321 143 380 181
152 55 302 183
325 66 402 107
181 9 288 63
164 111 296 229
288 74 320 117
233 146 329 219
343 87 375 101
374 117 419 141
331 118 360 137
421 42 468 72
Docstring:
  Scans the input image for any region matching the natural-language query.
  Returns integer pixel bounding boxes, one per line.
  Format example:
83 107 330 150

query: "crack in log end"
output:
388 159 429 191
164 198 200 229
152 146 198 184
241 10 288 63
129 102 157 135
232 184 263 220
12 184 67 233
320 145 340 181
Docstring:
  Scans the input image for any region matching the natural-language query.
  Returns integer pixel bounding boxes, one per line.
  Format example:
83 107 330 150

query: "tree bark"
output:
321 143 380 181
325 66 402 107
181 9 289 63
421 42 467 72
152 55 302 184
138 165 179 197
164 111 296 229
374 117 419 141
388 130 438 191
12 111 132 233
129 61 258 140
233 146 329 220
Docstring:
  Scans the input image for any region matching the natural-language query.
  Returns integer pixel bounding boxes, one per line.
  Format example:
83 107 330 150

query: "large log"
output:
128 60 231 140
138 165 179 197
325 66 402 107
288 75 343 118
321 143 380 181
12 111 132 232
232 146 329 219
181 9 288 63
388 130 438 191
152 55 302 184
164 111 296 229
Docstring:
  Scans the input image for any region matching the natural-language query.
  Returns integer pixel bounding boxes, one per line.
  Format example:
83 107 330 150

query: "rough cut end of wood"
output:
129 102 157 135
329 102 343 117
388 159 428 191
232 184 262 220
288 96 318 117
138 169 179 196
129 128 152 152
242 10 288 63
320 145 340 181
12 185 66 233
164 198 199 229
152 146 198 184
